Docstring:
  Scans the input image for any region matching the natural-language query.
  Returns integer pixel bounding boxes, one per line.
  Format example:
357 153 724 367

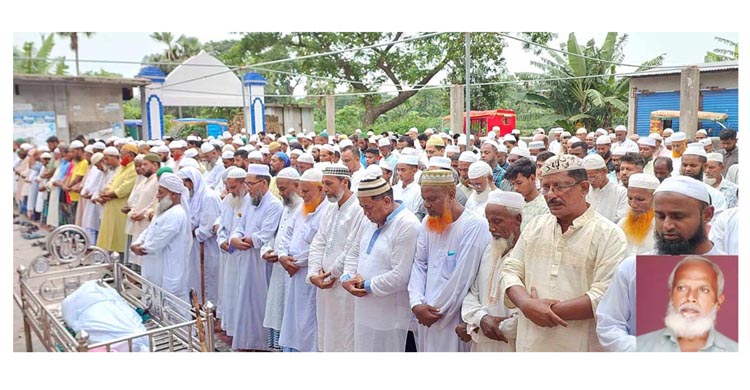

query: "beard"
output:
622 209 654 245
685 169 704 182
664 302 717 339
302 198 322 216
490 235 513 260
157 196 173 215
326 189 344 203
250 194 261 207
143 169 153 178
654 222 705 255
704 175 717 186
206 159 216 171
120 155 132 167
284 193 302 208
426 204 453 234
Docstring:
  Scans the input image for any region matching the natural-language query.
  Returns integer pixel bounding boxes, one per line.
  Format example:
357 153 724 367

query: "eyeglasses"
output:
245 180 263 187
540 181 581 195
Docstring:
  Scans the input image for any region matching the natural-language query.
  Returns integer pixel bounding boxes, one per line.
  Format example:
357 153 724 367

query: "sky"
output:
13 31 737 95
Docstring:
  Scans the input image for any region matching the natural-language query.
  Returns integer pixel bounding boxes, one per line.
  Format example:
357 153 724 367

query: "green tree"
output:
13 34 67 75
56 32 94 76
123 99 141 119
144 33 204 74
82 69 123 77
705 37 738 62
522 32 663 130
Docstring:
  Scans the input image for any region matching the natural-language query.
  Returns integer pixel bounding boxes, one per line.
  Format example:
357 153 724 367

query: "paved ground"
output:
12 216 48 352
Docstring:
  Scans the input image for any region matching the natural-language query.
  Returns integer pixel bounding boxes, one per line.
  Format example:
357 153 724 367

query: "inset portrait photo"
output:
635 255 737 352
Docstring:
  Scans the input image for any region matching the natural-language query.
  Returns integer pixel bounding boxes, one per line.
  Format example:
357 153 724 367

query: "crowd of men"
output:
12 123 738 352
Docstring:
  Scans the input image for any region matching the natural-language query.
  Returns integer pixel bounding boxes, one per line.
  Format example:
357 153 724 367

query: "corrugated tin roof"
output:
629 60 738 78
13 73 151 87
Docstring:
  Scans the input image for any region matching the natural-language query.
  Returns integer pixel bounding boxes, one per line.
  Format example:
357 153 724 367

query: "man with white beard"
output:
215 167 250 337
596 176 729 352
278 168 327 352
308 164 367 352
229 164 283 351
636 256 737 352
261 167 303 351
201 142 225 192
464 161 499 217
178 167 221 306
458 191 523 352
130 173 192 302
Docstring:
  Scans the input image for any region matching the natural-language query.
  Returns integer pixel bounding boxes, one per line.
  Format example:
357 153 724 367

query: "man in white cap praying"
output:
705 153 737 209
277 168 327 352
339 171 421 352
178 167 222 306
229 164 283 351
408 169 492 352
680 145 727 215
124 153 161 269
504 158 549 231
613 125 638 151
595 135 616 174
548 128 563 154
669 132 688 169
618 173 659 256
307 164 366 352
167 140 187 170
459 191 523 352
260 167 302 351
79 152 105 242
456 151 477 201
638 137 657 175
393 154 424 217
130 172 192 302
583 154 628 223
97 144 137 257
65 140 89 221
201 142 225 192
501 154 626 352
339 144 364 193
464 161 499 217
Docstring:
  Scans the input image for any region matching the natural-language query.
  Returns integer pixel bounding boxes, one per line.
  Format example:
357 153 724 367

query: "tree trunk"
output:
72 33 80 76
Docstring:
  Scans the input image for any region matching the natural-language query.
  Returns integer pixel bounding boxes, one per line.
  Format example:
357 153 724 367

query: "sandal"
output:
23 232 45 240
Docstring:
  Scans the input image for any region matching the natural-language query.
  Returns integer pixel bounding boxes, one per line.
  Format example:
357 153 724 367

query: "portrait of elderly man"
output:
636 256 737 352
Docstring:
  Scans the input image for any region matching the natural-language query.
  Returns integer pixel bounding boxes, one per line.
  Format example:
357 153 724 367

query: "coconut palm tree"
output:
56 32 94 76
13 33 68 75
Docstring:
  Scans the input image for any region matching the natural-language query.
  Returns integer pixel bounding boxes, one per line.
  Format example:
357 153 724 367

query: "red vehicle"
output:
444 109 516 136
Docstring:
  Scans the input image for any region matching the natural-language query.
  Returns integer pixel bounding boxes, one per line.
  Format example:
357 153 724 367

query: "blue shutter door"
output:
701 89 738 134
635 91 681 137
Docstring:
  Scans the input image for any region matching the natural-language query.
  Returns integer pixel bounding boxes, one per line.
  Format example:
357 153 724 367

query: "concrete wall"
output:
14 82 125 142
629 70 737 93
265 105 315 135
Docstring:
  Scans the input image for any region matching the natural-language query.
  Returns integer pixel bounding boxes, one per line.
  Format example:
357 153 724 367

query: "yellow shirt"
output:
69 159 89 202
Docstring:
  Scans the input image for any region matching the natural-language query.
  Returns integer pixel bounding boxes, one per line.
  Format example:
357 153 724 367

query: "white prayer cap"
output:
696 129 708 136
439 132 450 140
582 154 606 170
222 131 232 139
159 172 188 194
226 167 246 179
492 126 501 132
683 145 707 158
561 131 572 137
700 138 713 146
248 151 264 161
249 134 259 143
595 128 608 136
629 173 660 190
134 153 145 162
638 137 656 147
586 132 595 139
103 146 120 156
424 128 435 135
70 140 84 149
222 151 235 160
320 144 335 154
511 128 521 135
207 136 215 141
53 148 60 154
596 135 611 145
614 125 628 133
487 191 524 210
246 163 271 178
379 158 395 172
184 148 199 159
355 128 363 134
528 141 545 150
429 156 452 170
446 145 460 154
290 149 303 157
149 146 159 154
178 157 200 170
300 167 323 183
268 134 277 141
459 151 479 163
222 144 236 153
648 132 663 141
367 131 375 137
510 147 530 158
156 145 170 154
541 154 584 177
367 136 377 145
624 142 639 154
298 153 315 165
486 132 496 140
241 145 256 153
707 153 723 163
568 136 581 144
114 138 128 146
502 134 517 143
277 167 301 180
654 176 710 204
534 128 545 135
278 136 289 145
40 152 52 159
186 135 200 142
611 146 626 156
376 137 391 148
483 139 503 152
664 137 672 146
260 146 270 155
298 133 311 141
106 136 119 144
663 128 674 135
170 140 188 149
201 142 216 154
398 154 419 166
241 128 247 134
408 127 418 134
38 145 50 152
468 161 493 179
91 152 104 165
232 137 245 146
575 127 588 135
670 132 687 142
83 145 94 154
339 139 354 149
315 161 332 170
457 134 468 146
